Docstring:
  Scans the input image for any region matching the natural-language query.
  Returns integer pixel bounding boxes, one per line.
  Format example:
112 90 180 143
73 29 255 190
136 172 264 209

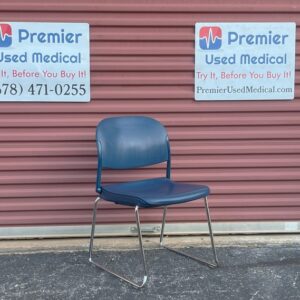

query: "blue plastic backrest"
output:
96 116 170 170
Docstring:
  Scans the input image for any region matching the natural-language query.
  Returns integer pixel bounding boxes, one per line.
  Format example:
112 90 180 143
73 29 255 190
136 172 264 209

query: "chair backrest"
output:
96 116 170 191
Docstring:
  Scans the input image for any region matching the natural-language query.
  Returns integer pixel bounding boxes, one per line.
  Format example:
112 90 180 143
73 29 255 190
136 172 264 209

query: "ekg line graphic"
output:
200 28 221 49
0 25 12 41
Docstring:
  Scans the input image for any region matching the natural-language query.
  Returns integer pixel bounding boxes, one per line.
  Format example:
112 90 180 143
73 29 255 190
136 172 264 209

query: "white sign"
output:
195 23 295 101
0 22 90 102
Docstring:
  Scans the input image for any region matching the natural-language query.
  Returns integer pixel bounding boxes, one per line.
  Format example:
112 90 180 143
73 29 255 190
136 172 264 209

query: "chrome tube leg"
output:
159 198 218 269
159 207 167 246
134 206 148 286
89 197 101 261
204 196 219 266
88 199 148 288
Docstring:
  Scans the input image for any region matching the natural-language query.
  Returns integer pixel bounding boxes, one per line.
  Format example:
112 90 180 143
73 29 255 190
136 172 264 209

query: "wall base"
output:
0 221 300 239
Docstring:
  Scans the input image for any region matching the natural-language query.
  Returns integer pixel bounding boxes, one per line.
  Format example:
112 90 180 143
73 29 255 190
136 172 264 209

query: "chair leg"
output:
203 196 219 266
89 197 148 288
159 196 219 268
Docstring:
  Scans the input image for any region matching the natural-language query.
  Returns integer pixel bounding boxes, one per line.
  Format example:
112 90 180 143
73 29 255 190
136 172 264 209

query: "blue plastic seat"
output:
89 116 218 288
102 177 210 208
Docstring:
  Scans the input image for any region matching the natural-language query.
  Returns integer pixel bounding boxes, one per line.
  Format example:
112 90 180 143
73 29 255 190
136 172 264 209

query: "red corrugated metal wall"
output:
0 0 300 226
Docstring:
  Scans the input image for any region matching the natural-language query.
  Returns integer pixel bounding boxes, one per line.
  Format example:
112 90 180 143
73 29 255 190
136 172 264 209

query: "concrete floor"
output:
1 234 300 253
0 235 299 299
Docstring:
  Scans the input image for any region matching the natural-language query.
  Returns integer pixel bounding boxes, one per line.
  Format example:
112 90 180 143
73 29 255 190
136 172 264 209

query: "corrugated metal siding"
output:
0 0 300 226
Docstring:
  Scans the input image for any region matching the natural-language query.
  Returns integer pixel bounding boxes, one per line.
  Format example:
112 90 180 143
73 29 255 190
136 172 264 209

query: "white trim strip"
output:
0 221 300 239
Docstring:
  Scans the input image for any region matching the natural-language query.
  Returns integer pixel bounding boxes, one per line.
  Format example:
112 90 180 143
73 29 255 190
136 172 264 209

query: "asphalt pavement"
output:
0 244 299 300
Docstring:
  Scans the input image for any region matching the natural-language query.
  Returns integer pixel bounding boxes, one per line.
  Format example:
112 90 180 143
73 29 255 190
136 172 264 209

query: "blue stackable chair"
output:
89 116 218 288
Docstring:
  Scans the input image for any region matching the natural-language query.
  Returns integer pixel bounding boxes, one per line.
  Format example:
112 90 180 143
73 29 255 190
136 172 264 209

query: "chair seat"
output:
100 177 210 208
